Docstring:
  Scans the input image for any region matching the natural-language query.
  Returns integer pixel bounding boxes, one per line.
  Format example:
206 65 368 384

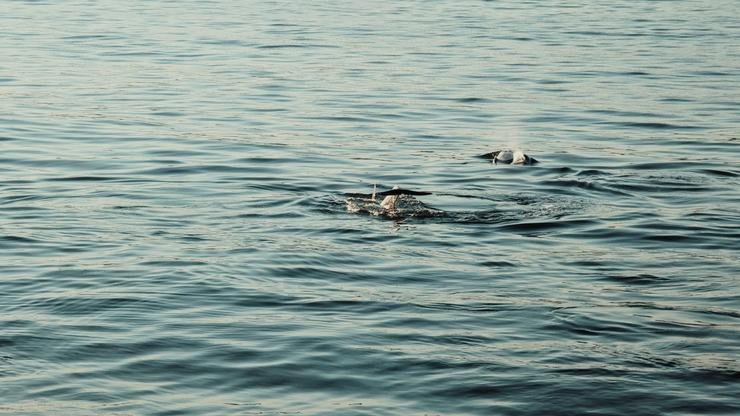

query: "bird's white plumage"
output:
512 150 526 164
380 185 400 210
495 150 514 163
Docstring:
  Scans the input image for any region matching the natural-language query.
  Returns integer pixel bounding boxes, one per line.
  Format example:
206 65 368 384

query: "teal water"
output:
1 1 739 415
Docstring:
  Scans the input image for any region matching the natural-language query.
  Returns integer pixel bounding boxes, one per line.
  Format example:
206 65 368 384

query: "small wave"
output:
624 162 701 170
46 176 117 182
453 97 491 103
256 44 338 49
619 302 740 319
602 121 705 130
540 179 630 196
605 274 670 285
607 174 710 193
478 260 517 268
699 169 739 177
1 235 40 244
576 169 609 177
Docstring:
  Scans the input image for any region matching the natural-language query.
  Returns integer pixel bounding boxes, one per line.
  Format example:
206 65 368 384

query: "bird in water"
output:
479 149 538 165
346 185 432 213
375 185 432 211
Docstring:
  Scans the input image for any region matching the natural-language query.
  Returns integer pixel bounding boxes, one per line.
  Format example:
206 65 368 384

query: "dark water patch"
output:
61 34 127 41
668 367 740 385
256 44 339 49
436 192 498 202
0 194 45 205
660 97 695 103
699 168 739 177
235 156 301 164
689 70 735 77
534 166 576 176
549 366 640 378
478 260 516 268
664 397 740 416
619 302 740 320
525 114 592 124
417 301 515 314
150 111 185 117
138 260 209 267
300 115 383 123
586 109 675 118
45 176 117 182
576 169 609 177
236 211 306 220
145 149 213 157
683 210 740 227
605 274 670 285
266 265 372 283
110 204 150 210
536 79 571 85
644 319 728 339
1 235 41 244
99 51 166 57
226 291 308 310
622 70 651 76
635 219 715 232
453 97 491 103
248 181 321 193
601 121 705 130
169 53 211 60
548 312 645 341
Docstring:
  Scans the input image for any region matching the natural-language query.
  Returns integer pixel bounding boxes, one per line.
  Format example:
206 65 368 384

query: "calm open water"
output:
1 1 739 415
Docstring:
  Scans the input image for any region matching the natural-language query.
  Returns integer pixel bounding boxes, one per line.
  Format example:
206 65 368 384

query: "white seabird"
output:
379 185 401 210
347 185 432 212
479 149 538 165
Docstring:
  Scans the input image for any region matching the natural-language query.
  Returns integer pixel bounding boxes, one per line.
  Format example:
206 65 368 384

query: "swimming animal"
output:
376 185 432 211
346 185 432 212
479 149 538 165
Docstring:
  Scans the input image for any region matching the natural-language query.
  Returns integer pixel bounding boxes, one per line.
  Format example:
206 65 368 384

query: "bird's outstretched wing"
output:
344 192 374 199
377 188 432 196
478 151 501 159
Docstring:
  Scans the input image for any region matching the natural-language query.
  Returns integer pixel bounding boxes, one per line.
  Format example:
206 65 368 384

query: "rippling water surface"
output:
2 1 739 415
